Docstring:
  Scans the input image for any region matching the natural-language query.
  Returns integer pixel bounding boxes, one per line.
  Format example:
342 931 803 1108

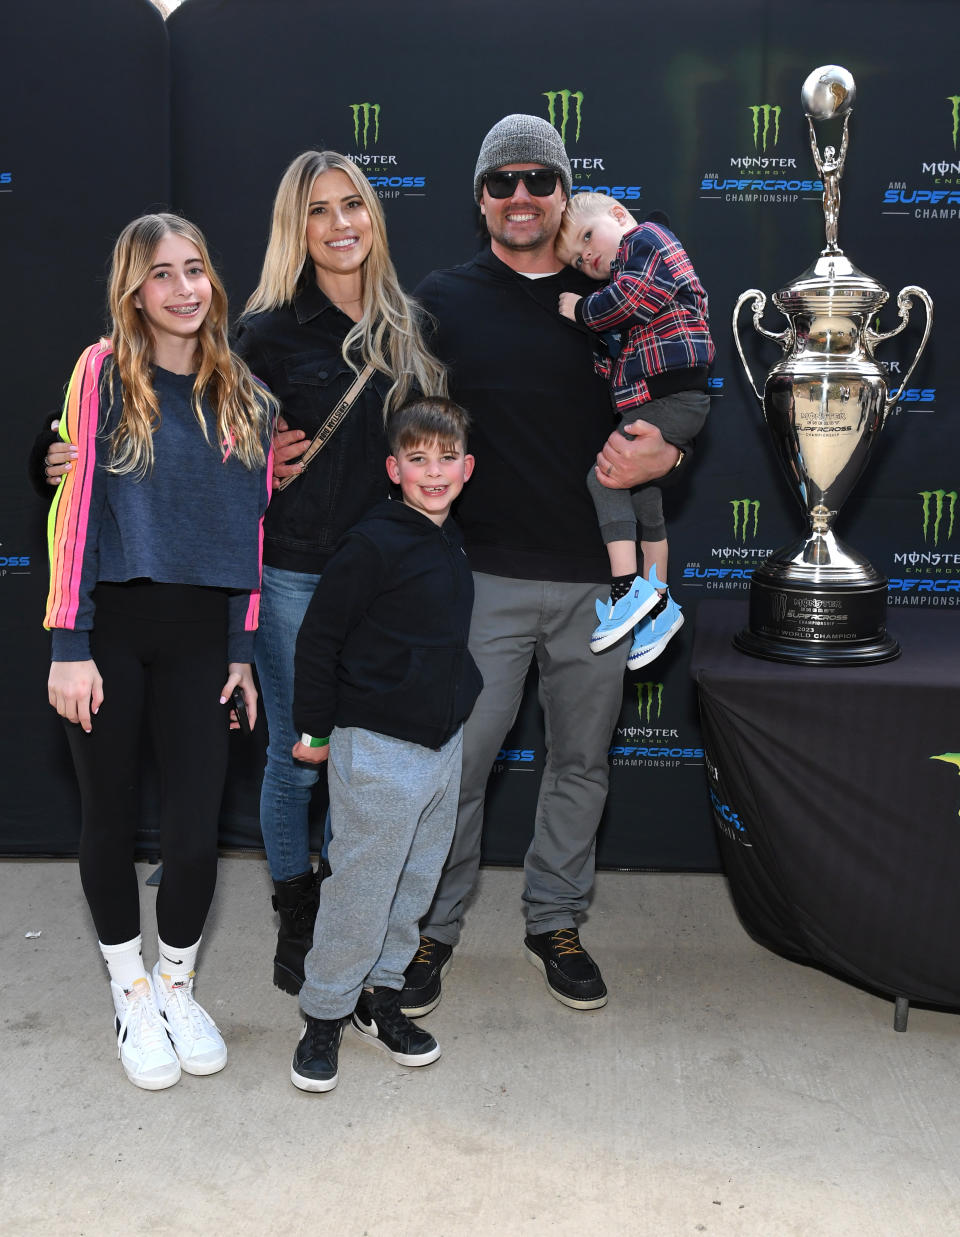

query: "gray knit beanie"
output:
473 113 572 202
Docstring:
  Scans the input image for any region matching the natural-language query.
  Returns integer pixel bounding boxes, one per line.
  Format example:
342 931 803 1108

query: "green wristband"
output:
299 733 329 748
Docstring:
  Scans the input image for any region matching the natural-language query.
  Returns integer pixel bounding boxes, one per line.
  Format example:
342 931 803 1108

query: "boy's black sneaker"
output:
399 936 453 1017
352 987 441 1066
291 1015 343 1092
523 928 608 1010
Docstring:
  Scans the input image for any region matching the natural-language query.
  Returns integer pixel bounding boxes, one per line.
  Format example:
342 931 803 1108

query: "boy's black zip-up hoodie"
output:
293 498 482 750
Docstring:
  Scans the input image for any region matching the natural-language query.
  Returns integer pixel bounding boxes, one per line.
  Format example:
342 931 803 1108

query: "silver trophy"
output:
732 65 933 664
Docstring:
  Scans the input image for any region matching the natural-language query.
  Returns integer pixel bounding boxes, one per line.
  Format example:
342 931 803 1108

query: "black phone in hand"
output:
230 685 251 736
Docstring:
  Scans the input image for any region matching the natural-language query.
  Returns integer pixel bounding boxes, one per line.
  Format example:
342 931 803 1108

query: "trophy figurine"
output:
732 65 933 664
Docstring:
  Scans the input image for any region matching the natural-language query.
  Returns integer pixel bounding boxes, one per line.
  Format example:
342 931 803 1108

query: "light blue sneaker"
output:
590 572 660 652
627 589 684 670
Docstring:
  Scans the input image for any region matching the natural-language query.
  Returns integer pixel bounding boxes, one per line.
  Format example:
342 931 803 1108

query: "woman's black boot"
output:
271 863 329 994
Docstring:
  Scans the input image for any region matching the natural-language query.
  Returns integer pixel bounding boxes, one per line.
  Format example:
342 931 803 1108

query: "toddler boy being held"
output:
289 397 481 1092
557 193 714 668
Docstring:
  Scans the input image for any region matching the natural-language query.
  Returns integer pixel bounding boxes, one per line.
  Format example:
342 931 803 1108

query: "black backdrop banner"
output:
2 0 957 867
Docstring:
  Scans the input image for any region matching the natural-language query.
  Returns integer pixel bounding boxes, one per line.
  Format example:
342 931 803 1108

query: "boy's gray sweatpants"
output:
587 389 710 545
299 725 463 1021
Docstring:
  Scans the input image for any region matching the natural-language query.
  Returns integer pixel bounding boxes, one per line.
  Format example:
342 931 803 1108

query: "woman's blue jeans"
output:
255 564 327 881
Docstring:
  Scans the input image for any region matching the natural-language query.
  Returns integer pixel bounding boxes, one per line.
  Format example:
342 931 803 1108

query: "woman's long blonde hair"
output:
243 151 446 414
108 213 275 476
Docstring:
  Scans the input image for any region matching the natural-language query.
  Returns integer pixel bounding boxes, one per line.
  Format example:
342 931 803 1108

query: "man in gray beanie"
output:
472 112 573 202
394 114 692 1015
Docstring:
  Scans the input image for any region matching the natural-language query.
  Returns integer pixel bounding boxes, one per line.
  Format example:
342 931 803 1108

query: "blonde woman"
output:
45 214 274 1090
235 151 446 996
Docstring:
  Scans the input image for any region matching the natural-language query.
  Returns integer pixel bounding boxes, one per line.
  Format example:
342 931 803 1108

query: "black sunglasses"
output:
483 169 560 199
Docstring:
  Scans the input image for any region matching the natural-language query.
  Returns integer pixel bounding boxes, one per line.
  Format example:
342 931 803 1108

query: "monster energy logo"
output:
350 102 380 148
636 682 663 722
949 96 960 150
749 104 781 151
919 490 957 546
730 498 760 541
543 90 583 143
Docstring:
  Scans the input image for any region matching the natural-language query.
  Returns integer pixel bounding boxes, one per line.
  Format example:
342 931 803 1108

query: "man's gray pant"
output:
300 726 463 1020
421 573 626 944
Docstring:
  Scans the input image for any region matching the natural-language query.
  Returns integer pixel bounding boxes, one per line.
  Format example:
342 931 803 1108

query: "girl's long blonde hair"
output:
108 213 275 476
243 151 446 414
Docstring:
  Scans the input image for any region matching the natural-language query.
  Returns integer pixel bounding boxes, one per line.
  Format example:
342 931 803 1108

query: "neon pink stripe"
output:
244 439 273 633
46 351 92 627
48 344 111 629
58 346 106 627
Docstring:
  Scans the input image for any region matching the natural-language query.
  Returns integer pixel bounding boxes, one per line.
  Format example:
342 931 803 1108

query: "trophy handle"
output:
866 285 934 415
732 289 792 404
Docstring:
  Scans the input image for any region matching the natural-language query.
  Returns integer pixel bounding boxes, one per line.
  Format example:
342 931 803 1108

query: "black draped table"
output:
690 600 960 1027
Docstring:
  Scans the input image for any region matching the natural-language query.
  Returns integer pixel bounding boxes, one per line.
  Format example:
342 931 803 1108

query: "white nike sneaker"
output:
111 975 181 1091
152 962 227 1076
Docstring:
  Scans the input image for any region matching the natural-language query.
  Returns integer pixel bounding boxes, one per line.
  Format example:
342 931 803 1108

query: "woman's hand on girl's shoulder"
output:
48 660 103 733
272 415 308 485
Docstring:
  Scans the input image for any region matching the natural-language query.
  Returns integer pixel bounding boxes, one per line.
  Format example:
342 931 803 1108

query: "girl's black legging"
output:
63 581 231 947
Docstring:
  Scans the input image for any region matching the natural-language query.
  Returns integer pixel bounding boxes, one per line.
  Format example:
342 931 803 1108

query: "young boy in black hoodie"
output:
289 397 481 1092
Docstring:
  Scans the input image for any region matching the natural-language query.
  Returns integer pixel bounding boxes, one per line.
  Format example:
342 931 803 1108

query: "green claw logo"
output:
749 104 781 151
636 682 663 722
543 90 584 144
931 753 960 816
350 102 381 148
918 490 957 546
949 96 960 150
730 498 760 541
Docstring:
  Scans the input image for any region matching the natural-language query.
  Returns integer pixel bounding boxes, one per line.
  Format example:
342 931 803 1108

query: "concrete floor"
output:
2 858 959 1237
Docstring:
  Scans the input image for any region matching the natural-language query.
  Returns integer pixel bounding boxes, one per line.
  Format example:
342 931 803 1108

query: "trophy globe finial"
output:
802 65 856 120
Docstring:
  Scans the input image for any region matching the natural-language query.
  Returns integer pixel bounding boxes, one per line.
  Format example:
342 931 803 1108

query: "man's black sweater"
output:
416 247 621 584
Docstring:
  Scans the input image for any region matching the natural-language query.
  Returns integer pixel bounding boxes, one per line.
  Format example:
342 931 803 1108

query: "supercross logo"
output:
700 98 817 204
749 104 781 151
919 490 957 546
636 681 663 723
350 102 380 149
731 498 760 542
543 90 642 197
889 491 960 605
543 90 583 143
680 494 772 590
346 104 427 199
880 95 960 218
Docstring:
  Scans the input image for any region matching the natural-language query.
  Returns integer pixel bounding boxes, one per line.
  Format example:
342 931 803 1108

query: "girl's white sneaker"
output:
152 962 227 1076
111 975 181 1090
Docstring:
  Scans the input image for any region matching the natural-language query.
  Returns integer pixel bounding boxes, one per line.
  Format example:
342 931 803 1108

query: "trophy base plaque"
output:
734 558 899 666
